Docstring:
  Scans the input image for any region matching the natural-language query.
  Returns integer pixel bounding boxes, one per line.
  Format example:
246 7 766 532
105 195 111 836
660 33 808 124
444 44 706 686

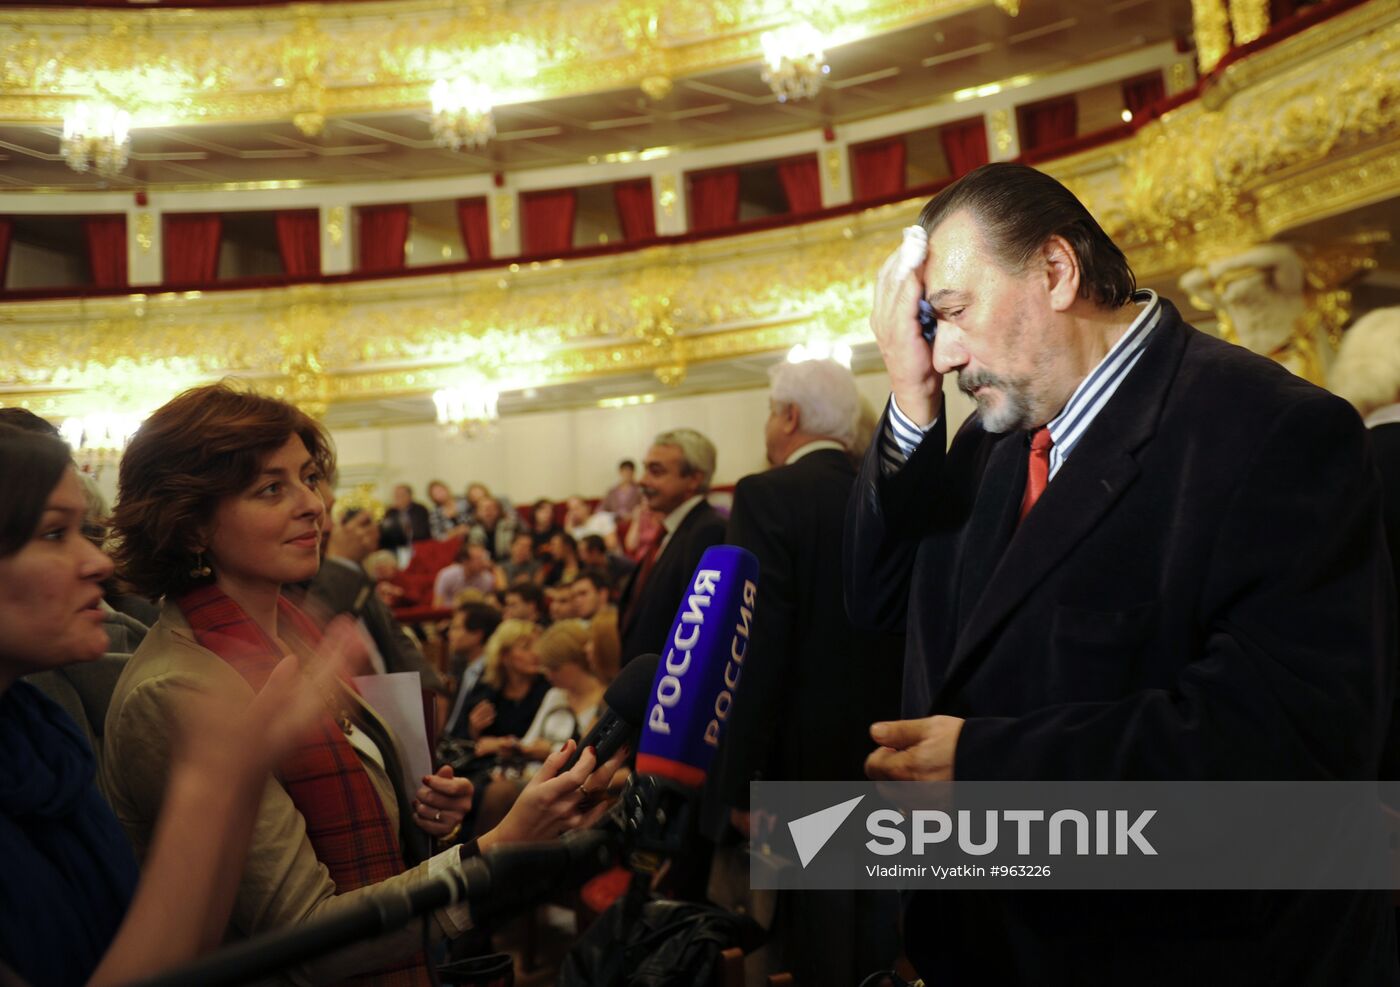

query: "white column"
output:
126 206 161 286
820 142 852 209
321 204 351 274
489 189 521 257
652 172 686 236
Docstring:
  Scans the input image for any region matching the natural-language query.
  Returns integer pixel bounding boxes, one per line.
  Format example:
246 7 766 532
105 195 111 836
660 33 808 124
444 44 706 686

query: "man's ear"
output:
781 401 801 436
1042 234 1081 312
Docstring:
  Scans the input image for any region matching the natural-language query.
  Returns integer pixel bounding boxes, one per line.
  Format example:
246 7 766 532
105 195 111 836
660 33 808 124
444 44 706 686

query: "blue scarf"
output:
0 681 139 986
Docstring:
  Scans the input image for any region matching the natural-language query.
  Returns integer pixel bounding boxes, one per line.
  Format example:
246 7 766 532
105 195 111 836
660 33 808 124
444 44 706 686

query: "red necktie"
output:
1018 427 1053 522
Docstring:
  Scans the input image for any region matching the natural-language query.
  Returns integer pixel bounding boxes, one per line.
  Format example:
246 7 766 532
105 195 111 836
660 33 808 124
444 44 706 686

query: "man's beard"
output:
960 370 1036 433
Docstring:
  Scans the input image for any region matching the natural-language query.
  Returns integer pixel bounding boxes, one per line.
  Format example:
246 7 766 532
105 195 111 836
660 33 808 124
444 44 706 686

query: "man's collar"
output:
1365 402 1400 428
785 439 846 465
662 494 706 533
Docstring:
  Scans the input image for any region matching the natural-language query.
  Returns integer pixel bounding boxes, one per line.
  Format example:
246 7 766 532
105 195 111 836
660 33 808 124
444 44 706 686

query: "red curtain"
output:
0 218 10 290
357 204 410 272
83 215 128 287
275 209 320 277
851 138 907 200
520 189 577 255
939 119 989 178
457 197 491 260
1122 73 1166 119
689 169 740 232
777 155 822 214
1018 97 1078 152
614 180 656 242
162 214 222 283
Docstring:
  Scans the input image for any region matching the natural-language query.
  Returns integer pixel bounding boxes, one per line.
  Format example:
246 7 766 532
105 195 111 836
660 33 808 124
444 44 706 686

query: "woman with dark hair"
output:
0 423 343 986
426 479 468 540
102 384 624 986
529 498 561 553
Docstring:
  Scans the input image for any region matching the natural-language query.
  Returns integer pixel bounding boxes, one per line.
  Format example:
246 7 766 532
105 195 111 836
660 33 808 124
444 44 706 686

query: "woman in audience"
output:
102 384 623 986
0 423 347 987
541 531 581 587
529 498 561 552
454 619 551 750
519 620 605 763
472 621 608 833
585 608 622 684
426 479 468 540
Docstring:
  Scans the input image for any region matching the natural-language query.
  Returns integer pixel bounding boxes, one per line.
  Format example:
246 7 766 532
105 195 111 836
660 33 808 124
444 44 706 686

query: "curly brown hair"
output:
109 382 334 600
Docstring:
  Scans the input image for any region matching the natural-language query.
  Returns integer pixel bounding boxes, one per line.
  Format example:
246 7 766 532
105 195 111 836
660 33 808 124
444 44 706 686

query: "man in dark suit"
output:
707 358 902 986
846 163 1396 985
379 483 431 550
617 428 727 664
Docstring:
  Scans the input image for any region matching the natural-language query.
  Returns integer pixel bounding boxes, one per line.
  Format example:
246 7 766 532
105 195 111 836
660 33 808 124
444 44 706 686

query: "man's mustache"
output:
959 370 1008 397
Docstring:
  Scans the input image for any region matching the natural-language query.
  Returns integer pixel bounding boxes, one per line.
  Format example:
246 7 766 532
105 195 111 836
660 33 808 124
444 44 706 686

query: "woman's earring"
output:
189 551 212 579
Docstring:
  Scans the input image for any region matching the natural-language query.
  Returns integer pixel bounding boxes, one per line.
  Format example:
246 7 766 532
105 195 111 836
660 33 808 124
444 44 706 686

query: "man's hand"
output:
326 510 378 564
864 715 965 782
871 237 943 427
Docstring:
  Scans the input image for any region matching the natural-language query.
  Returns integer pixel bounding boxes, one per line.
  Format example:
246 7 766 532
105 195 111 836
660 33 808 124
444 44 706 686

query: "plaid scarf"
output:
177 584 431 987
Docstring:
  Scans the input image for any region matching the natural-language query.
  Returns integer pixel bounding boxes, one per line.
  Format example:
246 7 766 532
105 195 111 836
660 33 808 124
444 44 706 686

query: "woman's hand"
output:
474 734 516 757
412 764 473 838
478 740 630 850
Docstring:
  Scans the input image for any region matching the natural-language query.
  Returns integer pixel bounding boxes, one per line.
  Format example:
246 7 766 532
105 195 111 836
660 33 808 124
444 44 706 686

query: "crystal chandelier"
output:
432 383 500 438
61 103 132 177
429 79 497 151
760 24 829 103
58 412 143 458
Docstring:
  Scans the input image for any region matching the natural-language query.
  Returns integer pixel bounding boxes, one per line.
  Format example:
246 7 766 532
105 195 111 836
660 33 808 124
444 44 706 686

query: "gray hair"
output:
1330 307 1400 417
652 428 717 492
768 358 861 449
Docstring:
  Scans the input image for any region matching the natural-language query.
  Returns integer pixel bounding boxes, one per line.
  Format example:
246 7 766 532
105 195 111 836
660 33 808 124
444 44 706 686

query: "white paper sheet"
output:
353 672 432 798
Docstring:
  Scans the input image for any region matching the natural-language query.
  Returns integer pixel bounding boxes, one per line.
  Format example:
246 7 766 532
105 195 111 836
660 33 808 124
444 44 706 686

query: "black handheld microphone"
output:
560 651 659 772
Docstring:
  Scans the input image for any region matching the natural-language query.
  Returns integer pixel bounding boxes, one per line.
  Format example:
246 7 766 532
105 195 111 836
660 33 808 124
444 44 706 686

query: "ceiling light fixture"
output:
433 381 499 438
61 102 131 177
429 78 496 151
760 23 829 103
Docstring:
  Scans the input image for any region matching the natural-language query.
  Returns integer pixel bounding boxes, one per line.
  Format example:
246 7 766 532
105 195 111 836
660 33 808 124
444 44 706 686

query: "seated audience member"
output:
434 541 500 608
309 492 446 696
442 603 503 737
529 498 561 552
585 608 622 684
103 385 622 985
503 582 546 624
579 532 635 587
471 621 608 829
547 586 575 623
541 531 581 587
501 530 543 586
467 496 519 562
566 495 619 549
0 423 351 987
622 503 664 562
600 458 641 515
426 480 468 540
464 482 514 528
569 568 613 622
379 483 431 551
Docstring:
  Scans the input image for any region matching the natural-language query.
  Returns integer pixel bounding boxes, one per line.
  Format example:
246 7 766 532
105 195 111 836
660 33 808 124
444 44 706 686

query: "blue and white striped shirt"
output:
882 289 1162 478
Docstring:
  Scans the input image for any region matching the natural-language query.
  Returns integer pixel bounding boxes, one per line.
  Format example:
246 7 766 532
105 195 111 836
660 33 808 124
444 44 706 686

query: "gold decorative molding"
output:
657 175 678 219
0 0 993 128
824 148 844 190
1227 0 1270 47
325 206 345 246
2 0 1397 423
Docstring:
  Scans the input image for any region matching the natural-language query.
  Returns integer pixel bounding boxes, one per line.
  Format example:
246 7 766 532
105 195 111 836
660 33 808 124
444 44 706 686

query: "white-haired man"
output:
617 428 727 665
707 358 903 985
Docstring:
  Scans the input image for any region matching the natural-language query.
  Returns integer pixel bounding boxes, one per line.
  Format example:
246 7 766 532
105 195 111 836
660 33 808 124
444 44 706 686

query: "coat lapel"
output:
933 303 1191 705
